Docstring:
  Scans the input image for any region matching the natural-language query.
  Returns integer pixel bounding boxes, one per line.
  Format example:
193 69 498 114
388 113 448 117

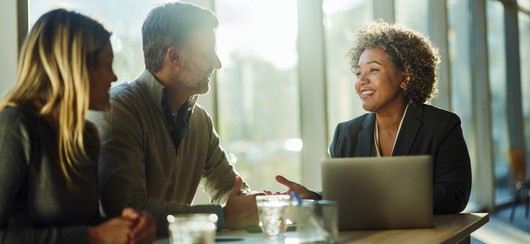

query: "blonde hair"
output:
0 9 111 188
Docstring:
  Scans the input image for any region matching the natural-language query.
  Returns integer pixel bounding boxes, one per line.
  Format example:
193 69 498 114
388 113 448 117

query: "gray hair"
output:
142 1 219 72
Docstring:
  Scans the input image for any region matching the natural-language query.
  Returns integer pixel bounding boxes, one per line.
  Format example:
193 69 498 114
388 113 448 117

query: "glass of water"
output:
167 213 218 244
255 194 292 237
295 200 338 243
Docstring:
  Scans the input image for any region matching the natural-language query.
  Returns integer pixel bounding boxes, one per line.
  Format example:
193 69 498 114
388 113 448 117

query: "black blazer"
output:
329 104 472 214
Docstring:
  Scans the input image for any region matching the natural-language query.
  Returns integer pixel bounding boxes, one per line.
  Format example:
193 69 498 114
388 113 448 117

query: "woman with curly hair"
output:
0 9 156 243
274 20 471 214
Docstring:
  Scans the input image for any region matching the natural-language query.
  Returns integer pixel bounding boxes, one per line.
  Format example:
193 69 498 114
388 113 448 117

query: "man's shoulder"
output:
191 103 208 115
87 80 151 127
108 79 160 114
110 71 165 110
189 103 212 126
109 80 143 102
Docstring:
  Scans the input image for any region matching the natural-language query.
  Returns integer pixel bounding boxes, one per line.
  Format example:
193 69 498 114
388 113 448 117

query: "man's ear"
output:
166 46 182 65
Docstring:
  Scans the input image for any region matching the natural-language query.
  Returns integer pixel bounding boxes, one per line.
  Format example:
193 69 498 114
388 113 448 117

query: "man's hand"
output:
223 176 259 229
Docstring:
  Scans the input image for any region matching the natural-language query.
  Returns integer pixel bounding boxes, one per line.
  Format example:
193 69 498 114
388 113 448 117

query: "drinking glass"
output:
295 200 338 243
255 194 292 237
167 213 218 244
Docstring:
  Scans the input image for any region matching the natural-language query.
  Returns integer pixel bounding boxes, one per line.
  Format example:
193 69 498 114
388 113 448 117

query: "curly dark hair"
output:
348 19 440 105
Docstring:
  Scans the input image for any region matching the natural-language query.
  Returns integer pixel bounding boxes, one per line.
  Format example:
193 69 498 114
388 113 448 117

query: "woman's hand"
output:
121 208 157 244
269 175 320 200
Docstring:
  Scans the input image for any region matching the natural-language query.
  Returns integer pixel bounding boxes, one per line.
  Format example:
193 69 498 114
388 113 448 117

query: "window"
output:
520 0 530 179
29 0 157 85
395 0 428 34
214 0 302 192
323 0 372 139
447 0 478 208
487 0 511 203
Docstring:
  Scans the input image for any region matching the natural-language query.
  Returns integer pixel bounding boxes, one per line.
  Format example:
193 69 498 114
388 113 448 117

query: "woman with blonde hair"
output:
0 9 156 243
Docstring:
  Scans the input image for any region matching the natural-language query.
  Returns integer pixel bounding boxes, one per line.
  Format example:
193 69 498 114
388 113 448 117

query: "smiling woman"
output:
0 8 156 243
354 47 409 115
276 20 472 216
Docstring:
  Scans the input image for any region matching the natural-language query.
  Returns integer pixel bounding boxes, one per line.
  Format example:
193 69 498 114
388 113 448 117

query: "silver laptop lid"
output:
321 155 433 230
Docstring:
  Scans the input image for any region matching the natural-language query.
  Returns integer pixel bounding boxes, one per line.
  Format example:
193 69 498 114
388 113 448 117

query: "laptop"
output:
321 155 433 230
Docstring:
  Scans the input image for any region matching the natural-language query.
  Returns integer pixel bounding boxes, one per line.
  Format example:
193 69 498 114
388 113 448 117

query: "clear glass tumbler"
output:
167 213 218 244
255 194 292 237
295 200 338 243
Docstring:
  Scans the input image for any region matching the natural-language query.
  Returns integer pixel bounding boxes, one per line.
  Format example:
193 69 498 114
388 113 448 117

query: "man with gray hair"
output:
88 2 258 235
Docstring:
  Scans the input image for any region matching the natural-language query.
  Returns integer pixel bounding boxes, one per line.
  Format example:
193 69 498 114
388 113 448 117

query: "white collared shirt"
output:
374 104 409 157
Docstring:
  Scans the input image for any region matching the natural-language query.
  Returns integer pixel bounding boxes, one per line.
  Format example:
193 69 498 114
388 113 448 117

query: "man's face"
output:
176 28 222 95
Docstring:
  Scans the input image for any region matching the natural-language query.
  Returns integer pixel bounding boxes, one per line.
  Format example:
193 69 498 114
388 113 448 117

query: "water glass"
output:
167 213 218 244
256 194 292 237
295 200 338 243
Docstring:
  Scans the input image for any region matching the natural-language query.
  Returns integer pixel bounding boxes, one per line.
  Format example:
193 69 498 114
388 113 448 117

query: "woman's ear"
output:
401 73 410 90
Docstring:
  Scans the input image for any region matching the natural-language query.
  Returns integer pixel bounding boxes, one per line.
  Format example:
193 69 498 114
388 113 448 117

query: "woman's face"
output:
89 42 117 111
354 47 407 114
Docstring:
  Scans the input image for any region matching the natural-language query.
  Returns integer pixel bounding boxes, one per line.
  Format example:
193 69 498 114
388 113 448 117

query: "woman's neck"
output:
376 104 408 131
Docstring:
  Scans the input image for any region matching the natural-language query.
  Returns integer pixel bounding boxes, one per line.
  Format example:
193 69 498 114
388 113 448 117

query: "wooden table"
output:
156 213 488 244
336 213 488 244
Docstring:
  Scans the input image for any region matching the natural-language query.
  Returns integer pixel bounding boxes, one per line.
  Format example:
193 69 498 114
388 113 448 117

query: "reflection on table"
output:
155 213 489 244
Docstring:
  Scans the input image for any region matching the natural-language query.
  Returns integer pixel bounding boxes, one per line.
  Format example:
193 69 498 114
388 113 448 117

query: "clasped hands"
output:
89 208 156 244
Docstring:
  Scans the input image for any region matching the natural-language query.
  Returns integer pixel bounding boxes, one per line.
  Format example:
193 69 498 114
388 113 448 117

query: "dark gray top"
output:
0 107 101 243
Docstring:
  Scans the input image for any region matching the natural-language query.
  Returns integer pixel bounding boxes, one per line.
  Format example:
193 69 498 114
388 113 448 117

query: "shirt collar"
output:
373 104 410 156
136 69 199 114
